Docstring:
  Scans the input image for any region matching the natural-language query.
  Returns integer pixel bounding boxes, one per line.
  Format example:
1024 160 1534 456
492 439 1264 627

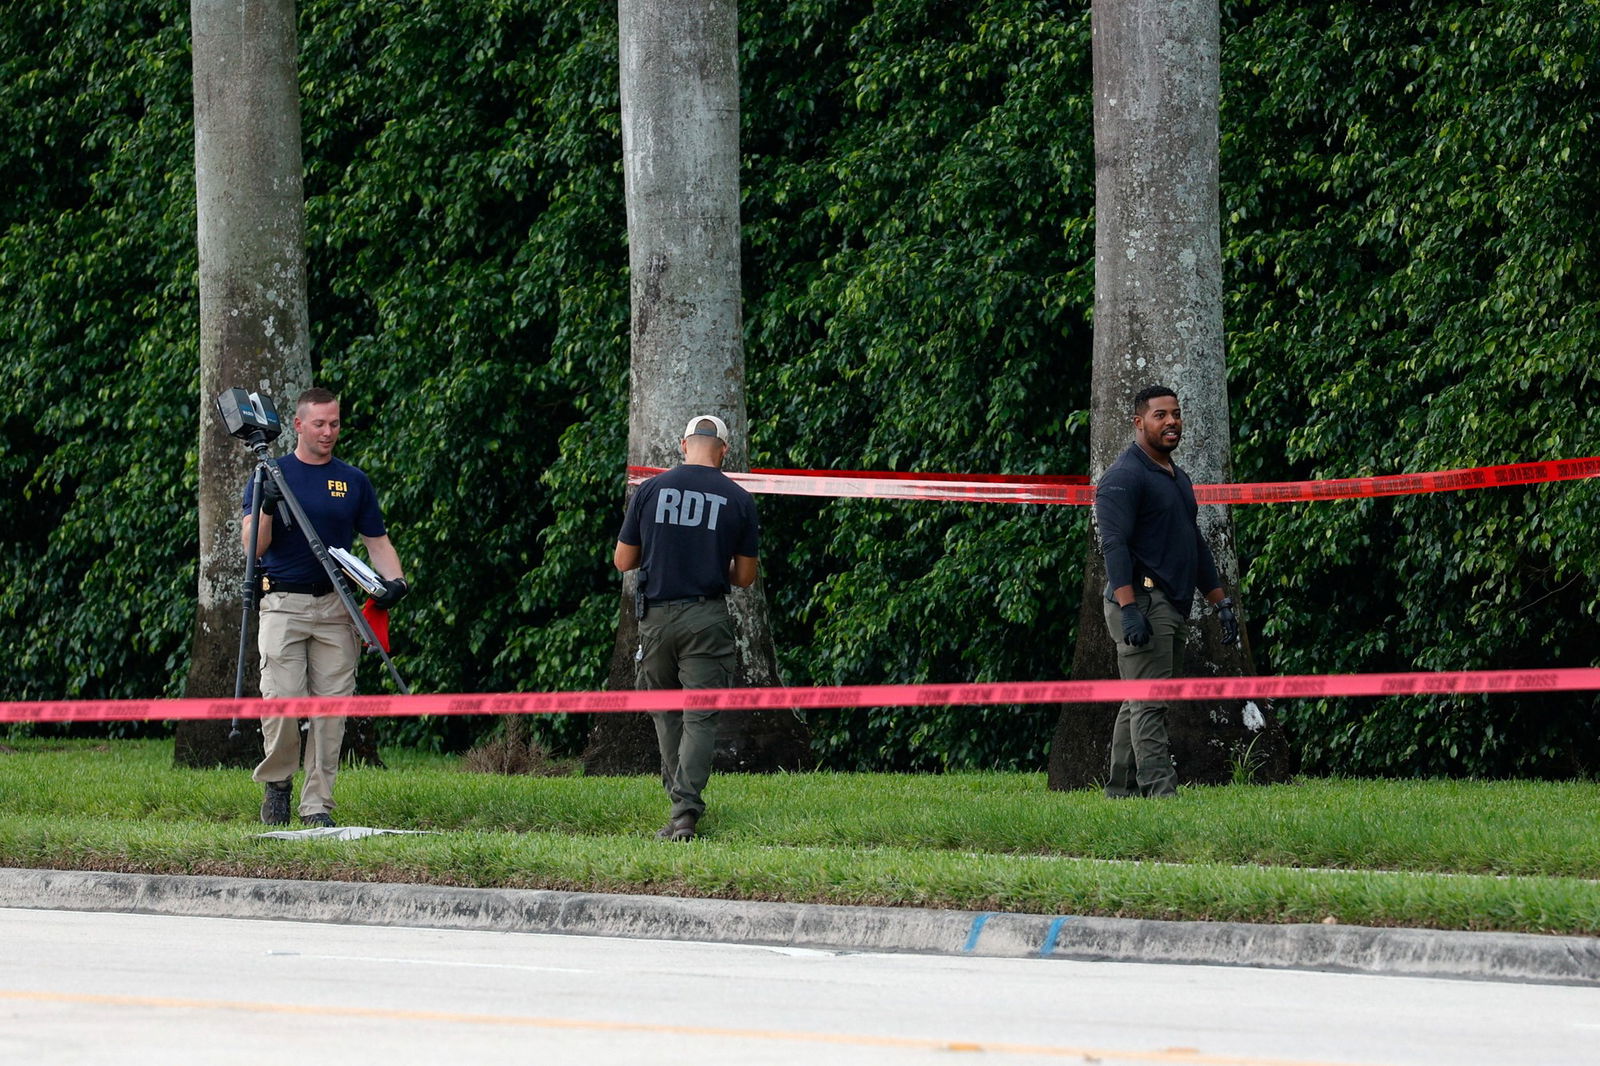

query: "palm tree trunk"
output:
179 0 311 767
1049 0 1290 788
587 0 808 774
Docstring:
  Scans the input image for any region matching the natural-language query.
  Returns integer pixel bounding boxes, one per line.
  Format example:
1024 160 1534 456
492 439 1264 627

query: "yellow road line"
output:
0 988 1388 1066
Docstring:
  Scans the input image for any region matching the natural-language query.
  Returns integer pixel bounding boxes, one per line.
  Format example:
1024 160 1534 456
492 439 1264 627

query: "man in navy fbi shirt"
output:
242 388 407 827
614 414 759 841
1094 385 1238 798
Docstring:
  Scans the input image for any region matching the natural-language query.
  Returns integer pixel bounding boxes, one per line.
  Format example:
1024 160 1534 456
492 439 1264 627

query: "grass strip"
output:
1 740 1596 936
1 815 1595 936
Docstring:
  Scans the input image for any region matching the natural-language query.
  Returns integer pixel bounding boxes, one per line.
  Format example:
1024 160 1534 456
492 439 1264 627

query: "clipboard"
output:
328 547 387 597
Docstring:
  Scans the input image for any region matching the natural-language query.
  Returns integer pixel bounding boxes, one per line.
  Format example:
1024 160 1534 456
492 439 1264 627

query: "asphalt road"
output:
4 907 1597 1066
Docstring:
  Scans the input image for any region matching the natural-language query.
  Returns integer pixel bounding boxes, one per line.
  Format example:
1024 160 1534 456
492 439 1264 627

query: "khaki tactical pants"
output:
639 598 734 819
1101 586 1185 798
251 590 358 817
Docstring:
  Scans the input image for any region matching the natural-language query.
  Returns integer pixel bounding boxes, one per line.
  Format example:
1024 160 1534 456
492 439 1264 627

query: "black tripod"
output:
221 391 409 738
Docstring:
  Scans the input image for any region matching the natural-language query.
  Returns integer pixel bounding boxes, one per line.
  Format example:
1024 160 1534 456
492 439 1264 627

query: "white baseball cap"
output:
682 414 729 444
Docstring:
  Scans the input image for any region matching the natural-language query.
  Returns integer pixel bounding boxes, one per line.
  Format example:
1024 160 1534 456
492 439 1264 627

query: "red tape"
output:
628 456 1600 505
628 466 1096 504
1196 456 1600 505
5 669 1597 724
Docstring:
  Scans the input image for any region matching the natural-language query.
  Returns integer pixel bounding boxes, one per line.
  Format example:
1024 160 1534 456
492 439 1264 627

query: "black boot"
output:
260 780 291 825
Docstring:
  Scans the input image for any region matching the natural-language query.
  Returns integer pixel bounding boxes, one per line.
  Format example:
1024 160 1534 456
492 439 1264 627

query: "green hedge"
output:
1223 0 1600 774
2 0 1595 774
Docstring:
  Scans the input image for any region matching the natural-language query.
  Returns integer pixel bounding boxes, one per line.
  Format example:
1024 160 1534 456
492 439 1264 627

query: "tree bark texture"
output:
587 0 808 775
179 0 311 768
1048 0 1291 789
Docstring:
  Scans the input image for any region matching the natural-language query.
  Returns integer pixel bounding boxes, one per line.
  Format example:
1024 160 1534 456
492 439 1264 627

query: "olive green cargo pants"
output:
640 598 734 820
1101 586 1185 798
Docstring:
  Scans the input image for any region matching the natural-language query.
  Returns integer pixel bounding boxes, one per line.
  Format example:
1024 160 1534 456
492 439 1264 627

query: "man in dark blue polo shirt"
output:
1094 385 1238 797
614 414 760 841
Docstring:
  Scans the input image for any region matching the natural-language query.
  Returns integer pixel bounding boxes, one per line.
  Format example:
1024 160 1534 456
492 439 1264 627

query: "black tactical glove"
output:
1120 603 1152 647
372 576 410 609
1217 597 1239 645
258 474 285 517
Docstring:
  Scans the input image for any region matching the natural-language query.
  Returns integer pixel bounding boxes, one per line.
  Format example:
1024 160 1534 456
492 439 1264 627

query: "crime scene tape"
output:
5 668 1597 725
627 456 1600 506
628 465 1097 504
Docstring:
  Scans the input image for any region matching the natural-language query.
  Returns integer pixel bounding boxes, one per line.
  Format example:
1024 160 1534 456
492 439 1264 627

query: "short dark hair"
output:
296 387 337 411
1133 385 1177 415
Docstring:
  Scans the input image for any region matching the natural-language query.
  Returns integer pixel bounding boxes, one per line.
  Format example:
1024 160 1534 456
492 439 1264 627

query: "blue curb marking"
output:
965 912 1076 956
962 912 995 953
1039 915 1075 957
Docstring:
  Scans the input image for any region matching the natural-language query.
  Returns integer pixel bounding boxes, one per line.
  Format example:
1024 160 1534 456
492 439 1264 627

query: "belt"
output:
261 576 338 596
645 593 725 607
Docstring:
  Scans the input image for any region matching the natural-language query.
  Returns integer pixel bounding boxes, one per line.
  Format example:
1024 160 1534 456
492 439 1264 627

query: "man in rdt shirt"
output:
614 415 759 841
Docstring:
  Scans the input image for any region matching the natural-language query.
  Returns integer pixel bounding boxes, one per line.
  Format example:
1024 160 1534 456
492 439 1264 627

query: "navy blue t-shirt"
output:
617 464 759 601
242 454 386 584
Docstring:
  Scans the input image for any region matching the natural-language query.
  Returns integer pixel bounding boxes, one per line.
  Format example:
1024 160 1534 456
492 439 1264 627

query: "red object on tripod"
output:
361 600 391 653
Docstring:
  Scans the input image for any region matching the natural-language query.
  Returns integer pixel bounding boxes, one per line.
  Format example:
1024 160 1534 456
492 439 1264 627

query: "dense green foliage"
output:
1 1 1595 774
0 4 196 709
1224 1 1600 774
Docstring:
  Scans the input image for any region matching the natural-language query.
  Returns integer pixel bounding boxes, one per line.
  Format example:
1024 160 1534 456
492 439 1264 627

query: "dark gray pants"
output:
639 598 734 819
1101 587 1185 798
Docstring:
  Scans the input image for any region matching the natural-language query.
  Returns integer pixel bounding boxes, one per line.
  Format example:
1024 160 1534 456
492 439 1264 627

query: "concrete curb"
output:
3 867 1596 986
